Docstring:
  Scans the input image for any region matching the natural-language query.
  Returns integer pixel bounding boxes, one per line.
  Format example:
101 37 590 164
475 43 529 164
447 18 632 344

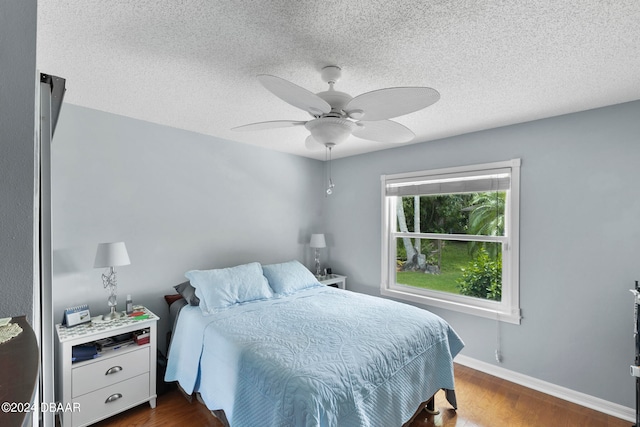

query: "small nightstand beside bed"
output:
164 260 463 427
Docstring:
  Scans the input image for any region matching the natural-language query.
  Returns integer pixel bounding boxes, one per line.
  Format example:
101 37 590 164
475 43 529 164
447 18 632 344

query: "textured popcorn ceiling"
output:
37 0 640 160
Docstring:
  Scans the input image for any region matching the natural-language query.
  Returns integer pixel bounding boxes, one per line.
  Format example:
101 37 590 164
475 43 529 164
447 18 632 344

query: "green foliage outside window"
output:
397 190 506 302
457 247 502 301
401 194 473 234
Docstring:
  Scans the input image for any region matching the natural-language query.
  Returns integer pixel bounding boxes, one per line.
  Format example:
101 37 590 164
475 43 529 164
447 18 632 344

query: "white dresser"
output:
55 306 158 427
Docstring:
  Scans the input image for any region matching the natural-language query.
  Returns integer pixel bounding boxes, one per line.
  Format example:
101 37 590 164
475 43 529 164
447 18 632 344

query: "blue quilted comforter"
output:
165 286 463 427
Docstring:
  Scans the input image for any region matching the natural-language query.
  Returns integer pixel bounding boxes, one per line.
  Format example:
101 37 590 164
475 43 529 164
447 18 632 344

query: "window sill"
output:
380 286 521 324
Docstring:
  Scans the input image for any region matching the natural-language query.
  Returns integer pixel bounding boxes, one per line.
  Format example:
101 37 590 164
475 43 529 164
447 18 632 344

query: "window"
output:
381 159 521 324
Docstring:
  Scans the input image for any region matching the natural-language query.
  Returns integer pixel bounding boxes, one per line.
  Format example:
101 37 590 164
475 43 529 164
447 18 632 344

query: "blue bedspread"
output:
165 286 463 427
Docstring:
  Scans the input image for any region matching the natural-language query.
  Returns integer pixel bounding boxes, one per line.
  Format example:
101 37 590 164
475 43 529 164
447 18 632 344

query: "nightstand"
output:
55 306 159 427
318 274 347 290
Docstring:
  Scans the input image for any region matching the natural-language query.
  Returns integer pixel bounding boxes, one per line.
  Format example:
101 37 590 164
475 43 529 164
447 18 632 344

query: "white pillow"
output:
262 260 321 296
185 262 273 314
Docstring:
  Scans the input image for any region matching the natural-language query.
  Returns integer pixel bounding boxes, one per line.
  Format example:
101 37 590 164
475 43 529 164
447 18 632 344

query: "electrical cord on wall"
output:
495 313 503 363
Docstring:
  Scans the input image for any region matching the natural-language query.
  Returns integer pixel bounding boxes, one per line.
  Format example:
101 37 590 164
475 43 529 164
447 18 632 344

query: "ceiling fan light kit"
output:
305 117 355 146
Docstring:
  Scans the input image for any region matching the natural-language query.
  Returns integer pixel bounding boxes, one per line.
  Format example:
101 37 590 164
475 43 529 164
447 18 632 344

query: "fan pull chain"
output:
326 143 335 195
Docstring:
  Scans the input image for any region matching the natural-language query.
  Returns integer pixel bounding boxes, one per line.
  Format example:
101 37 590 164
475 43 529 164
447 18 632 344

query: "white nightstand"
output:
55 306 159 427
318 274 347 290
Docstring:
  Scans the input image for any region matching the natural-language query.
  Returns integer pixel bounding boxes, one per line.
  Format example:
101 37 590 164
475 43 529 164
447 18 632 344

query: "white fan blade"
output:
345 87 440 121
304 135 325 151
257 74 331 116
352 119 415 143
231 120 306 131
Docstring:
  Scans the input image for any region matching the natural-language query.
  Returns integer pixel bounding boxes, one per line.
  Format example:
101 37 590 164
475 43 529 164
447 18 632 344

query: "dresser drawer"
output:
71 373 150 427
72 347 149 397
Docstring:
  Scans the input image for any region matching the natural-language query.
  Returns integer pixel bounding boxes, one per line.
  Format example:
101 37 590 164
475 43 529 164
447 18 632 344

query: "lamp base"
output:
314 248 322 277
104 306 124 321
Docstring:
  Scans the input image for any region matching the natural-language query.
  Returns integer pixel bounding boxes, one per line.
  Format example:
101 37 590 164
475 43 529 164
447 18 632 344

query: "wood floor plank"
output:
92 364 630 427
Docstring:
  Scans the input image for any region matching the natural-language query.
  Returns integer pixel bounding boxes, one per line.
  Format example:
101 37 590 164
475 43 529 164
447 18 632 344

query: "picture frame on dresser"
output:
61 304 91 328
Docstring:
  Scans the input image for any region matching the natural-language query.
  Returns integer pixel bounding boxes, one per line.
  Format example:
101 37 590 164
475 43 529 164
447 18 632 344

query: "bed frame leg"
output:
425 396 440 415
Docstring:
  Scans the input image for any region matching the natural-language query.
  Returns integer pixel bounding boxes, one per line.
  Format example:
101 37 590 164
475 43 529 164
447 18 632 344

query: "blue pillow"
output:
185 262 273 314
262 260 321 295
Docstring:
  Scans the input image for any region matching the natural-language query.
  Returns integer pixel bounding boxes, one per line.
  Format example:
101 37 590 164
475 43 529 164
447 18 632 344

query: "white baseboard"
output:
454 354 635 423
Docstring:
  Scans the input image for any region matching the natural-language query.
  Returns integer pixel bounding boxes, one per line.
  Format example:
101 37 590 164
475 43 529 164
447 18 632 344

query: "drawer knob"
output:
105 393 123 404
105 366 123 375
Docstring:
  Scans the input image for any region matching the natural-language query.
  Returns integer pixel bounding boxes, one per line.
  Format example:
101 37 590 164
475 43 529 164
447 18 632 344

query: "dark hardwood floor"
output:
93 364 630 427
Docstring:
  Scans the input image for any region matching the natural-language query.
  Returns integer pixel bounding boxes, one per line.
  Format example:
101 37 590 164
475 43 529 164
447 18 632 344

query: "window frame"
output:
380 159 521 324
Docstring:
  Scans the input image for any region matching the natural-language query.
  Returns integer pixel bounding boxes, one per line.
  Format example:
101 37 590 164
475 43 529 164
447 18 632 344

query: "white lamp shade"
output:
309 234 326 249
94 242 131 268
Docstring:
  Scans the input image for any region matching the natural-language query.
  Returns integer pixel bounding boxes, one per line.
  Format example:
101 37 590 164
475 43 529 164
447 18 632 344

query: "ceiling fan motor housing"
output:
316 90 352 116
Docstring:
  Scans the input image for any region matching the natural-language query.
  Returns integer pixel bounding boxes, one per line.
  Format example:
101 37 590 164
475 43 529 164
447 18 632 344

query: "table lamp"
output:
94 242 130 320
309 234 326 277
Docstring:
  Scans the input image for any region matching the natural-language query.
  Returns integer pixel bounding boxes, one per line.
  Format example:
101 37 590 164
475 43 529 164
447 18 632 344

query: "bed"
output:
164 260 464 427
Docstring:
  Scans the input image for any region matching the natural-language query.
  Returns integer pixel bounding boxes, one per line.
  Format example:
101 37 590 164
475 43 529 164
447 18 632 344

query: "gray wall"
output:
324 100 640 408
51 104 325 351
49 98 640 408
0 0 37 319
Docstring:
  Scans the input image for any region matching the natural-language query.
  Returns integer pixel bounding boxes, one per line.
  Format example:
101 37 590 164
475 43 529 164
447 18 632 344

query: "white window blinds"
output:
385 168 511 197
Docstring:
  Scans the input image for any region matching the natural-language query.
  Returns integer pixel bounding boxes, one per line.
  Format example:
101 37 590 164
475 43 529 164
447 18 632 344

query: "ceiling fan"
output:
232 66 440 151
